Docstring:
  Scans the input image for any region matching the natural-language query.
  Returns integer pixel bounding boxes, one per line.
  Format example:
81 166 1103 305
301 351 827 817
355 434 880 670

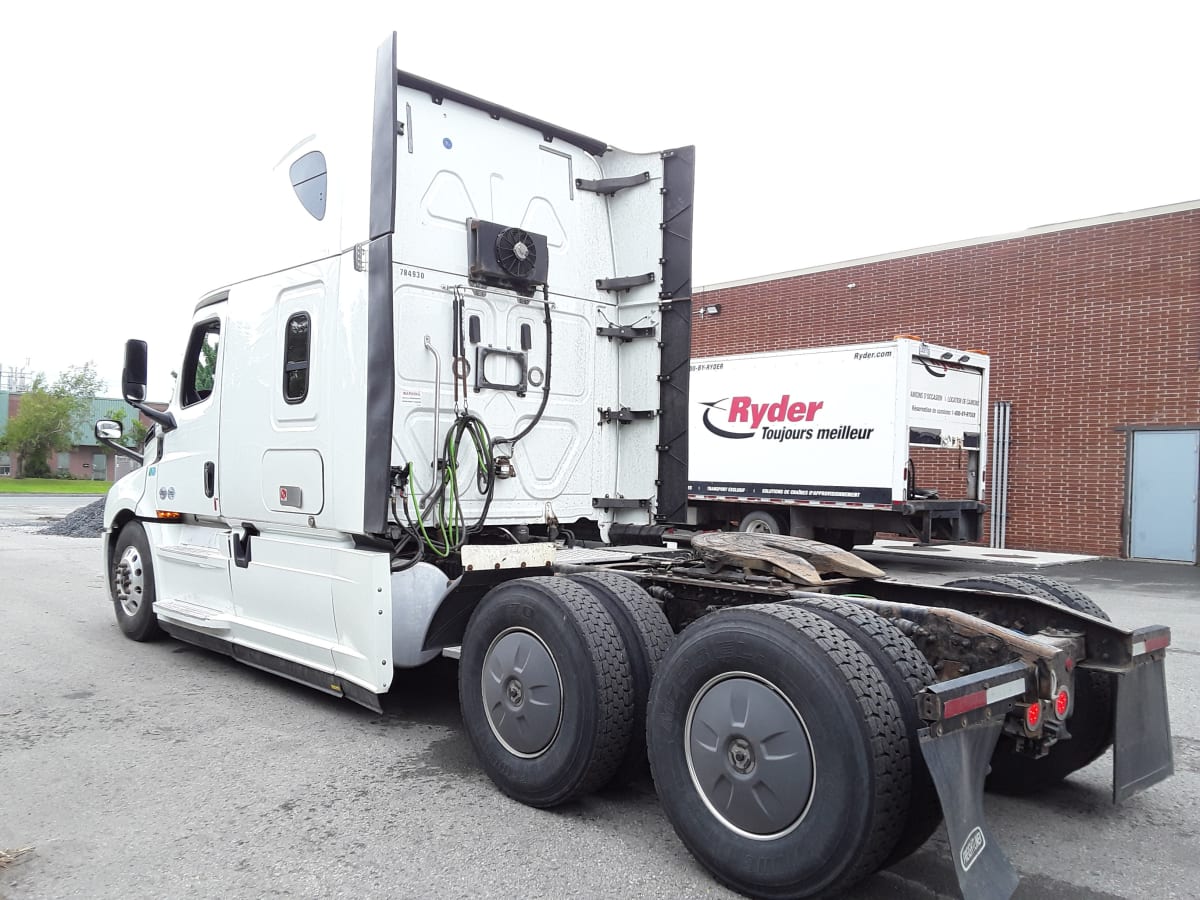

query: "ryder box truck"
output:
688 338 989 548
93 33 1173 900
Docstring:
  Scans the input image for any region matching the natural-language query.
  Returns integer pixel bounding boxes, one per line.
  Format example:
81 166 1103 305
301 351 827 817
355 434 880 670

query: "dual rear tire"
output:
457 573 671 807
646 604 917 898
461 578 937 897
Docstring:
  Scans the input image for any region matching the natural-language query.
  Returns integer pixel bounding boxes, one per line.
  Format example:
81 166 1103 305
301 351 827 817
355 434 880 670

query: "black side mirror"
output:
122 339 148 402
119 338 176 433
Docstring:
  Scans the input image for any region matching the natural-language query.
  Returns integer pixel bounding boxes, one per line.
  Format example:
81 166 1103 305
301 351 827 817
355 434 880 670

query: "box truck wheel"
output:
790 596 941 865
109 522 163 642
458 576 634 807
567 572 674 784
943 575 1115 793
738 510 786 535
646 604 908 898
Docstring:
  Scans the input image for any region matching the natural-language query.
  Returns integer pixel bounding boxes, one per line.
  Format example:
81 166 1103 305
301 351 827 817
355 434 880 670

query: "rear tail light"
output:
1024 702 1041 731
1055 689 1069 719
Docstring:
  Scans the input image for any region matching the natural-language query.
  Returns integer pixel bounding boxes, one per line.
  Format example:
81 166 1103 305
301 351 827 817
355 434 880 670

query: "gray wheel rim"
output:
114 545 146 617
481 627 563 758
743 518 776 535
685 672 815 840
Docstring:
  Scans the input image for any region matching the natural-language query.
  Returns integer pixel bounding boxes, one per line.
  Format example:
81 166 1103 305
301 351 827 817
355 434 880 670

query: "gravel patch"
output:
40 498 106 537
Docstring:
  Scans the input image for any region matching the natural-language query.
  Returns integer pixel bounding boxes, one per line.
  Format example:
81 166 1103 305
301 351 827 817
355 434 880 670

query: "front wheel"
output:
109 521 163 642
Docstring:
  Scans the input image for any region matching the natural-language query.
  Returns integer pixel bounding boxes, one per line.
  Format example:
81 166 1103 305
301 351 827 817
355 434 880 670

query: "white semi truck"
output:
95 34 1173 900
688 338 989 548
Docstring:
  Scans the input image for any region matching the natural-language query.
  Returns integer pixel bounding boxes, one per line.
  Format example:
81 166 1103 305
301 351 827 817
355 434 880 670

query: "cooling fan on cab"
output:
467 219 550 296
496 228 538 278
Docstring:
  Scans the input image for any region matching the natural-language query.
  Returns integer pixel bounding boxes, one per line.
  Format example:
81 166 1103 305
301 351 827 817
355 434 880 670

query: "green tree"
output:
105 407 150 451
0 363 106 477
196 338 218 393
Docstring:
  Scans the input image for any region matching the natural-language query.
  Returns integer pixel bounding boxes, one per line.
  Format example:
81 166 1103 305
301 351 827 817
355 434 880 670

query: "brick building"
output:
693 200 1200 561
0 393 150 481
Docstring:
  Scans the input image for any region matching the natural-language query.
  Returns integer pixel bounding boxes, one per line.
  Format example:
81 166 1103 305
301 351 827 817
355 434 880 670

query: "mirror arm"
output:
126 398 176 433
98 435 143 465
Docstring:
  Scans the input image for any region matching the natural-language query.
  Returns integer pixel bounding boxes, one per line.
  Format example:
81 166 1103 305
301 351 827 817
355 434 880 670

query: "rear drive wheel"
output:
943 574 1115 793
738 510 786 535
647 604 909 898
109 522 163 642
458 576 633 807
792 596 941 865
567 572 674 783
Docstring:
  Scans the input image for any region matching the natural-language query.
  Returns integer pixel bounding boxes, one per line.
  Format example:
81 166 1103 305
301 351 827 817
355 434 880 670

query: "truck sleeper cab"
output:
97 34 1172 900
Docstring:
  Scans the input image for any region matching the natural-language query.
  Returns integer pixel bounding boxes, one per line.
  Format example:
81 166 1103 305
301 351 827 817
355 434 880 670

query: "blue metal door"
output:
1130 430 1199 562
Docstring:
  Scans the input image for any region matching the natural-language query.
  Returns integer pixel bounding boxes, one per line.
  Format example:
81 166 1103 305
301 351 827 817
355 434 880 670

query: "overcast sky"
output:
2 1 1196 399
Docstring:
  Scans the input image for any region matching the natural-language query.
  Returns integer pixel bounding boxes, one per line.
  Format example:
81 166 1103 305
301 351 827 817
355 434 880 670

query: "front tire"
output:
109 522 163 642
458 576 634 807
647 604 909 898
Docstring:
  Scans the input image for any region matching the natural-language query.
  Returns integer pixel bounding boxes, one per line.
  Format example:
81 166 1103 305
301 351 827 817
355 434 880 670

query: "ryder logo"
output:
700 395 825 440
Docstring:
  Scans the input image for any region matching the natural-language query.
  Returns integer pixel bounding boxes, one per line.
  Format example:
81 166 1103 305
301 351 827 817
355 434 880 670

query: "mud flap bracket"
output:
920 719 1020 900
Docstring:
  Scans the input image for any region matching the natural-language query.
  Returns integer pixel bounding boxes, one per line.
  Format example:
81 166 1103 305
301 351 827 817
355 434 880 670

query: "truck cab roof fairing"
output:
395 70 609 159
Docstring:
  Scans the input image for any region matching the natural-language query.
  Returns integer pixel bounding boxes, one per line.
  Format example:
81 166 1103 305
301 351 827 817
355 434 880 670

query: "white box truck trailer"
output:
688 338 989 548
94 33 1173 900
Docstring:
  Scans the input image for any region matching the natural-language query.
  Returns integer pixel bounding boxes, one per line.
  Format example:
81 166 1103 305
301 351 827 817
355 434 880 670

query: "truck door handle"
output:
203 461 215 498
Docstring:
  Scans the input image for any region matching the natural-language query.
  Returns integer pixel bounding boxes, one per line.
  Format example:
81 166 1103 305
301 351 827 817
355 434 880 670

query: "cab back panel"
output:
387 80 669 526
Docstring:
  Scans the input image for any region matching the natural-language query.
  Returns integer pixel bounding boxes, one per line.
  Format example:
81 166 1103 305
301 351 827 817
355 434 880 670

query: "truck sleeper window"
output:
283 313 311 403
181 320 220 407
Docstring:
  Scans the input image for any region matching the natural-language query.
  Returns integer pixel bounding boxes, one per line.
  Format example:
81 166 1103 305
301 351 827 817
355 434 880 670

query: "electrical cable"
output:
492 288 553 451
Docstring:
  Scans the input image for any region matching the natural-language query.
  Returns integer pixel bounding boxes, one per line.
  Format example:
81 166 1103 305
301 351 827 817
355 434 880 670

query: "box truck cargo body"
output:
688 338 989 545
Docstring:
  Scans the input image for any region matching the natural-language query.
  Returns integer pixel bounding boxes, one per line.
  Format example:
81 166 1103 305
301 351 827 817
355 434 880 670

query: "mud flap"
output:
920 720 1020 900
1113 654 1173 803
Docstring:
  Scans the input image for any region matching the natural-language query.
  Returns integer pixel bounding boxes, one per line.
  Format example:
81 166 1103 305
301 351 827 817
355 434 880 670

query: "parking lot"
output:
1 516 1198 900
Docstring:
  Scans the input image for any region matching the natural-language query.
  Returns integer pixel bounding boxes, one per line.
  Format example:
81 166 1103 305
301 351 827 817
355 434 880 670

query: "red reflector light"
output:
1025 702 1040 730
944 690 988 718
1055 689 1069 718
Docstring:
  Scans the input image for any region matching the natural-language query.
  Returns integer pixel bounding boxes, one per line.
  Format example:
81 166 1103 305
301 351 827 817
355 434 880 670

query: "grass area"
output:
0 478 112 494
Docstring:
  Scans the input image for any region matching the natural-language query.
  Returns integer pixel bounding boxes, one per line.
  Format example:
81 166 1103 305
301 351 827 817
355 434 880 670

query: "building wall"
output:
0 394 155 481
694 204 1200 557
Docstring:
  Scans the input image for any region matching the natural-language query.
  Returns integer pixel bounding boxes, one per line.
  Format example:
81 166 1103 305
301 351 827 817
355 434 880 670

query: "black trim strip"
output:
655 146 695 524
370 35 399 240
363 35 400 534
688 480 893 505
160 624 384 714
396 69 609 157
363 234 395 534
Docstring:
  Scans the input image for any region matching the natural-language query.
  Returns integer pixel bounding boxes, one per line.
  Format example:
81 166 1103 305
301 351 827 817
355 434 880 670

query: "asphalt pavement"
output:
0 496 97 527
1 522 1197 900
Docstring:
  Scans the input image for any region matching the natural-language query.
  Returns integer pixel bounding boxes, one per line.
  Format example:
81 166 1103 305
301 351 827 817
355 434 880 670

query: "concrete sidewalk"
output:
857 537 1097 567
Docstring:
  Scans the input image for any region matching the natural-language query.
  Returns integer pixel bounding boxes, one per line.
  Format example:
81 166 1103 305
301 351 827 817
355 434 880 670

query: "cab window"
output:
181 320 221 407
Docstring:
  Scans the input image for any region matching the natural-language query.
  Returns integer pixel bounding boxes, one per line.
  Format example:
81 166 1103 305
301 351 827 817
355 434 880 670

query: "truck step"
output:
156 542 230 570
154 597 231 632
